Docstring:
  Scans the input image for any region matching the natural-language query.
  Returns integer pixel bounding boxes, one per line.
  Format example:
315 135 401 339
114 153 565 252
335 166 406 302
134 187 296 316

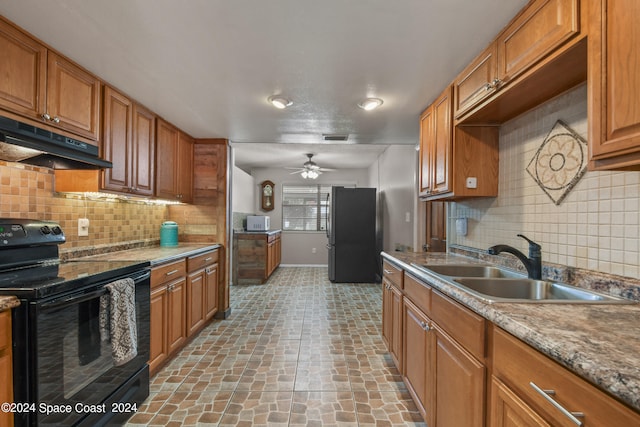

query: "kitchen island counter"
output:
382 251 640 413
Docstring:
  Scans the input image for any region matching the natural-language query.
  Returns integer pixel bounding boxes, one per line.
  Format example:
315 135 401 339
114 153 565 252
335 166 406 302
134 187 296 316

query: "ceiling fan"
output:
286 153 335 179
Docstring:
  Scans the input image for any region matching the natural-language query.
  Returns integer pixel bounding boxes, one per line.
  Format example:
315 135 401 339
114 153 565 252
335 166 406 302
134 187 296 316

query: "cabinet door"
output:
132 103 156 196
418 106 434 197
426 201 446 252
496 0 580 85
0 311 13 427
187 269 206 337
205 264 219 320
433 324 485 427
46 52 100 140
167 277 186 354
431 86 453 195
490 377 550 427
381 279 393 350
454 43 497 118
403 297 432 423
177 131 193 203
0 18 46 119
155 118 179 200
589 0 640 168
390 284 403 371
149 285 168 375
102 86 133 193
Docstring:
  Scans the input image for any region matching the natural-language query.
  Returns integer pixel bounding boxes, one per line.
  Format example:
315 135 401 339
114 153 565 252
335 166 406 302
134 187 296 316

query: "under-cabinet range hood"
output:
0 115 112 169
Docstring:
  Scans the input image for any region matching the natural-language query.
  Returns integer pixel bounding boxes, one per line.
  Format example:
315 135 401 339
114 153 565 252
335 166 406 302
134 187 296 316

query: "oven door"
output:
18 269 150 426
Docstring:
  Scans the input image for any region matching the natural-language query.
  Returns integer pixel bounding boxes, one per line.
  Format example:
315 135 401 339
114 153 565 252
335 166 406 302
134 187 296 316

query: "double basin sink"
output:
411 264 633 304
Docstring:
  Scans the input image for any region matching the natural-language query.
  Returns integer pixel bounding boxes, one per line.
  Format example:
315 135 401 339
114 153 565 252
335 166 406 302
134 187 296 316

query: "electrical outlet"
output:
312 247 317 254
78 218 89 237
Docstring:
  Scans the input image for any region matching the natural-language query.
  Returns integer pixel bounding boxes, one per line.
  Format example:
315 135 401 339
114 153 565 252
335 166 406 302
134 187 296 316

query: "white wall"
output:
371 145 417 252
232 165 255 213
251 167 370 265
451 83 640 278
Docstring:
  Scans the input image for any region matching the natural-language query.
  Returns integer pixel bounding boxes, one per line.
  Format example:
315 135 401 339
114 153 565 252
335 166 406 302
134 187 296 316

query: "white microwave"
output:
247 215 270 231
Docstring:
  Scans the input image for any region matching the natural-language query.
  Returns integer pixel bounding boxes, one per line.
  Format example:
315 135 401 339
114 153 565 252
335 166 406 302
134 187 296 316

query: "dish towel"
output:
99 278 138 366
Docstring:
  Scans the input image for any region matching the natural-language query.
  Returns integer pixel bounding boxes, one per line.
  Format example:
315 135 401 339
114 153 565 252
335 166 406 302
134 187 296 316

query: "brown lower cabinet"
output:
0 310 13 427
399 272 485 427
383 260 640 426
149 248 219 376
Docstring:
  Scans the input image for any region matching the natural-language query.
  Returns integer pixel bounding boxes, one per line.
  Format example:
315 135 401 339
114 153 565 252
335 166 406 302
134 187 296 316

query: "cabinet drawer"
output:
496 0 580 84
187 249 219 272
403 272 431 315
493 327 640 426
382 260 403 289
151 259 186 288
431 290 485 360
0 310 10 351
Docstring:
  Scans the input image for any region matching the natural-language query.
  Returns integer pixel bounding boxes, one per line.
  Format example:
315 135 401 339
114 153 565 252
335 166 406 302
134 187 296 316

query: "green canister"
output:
160 221 178 247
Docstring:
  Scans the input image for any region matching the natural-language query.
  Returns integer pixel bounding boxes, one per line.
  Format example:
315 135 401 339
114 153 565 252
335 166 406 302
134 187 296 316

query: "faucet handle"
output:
517 234 541 255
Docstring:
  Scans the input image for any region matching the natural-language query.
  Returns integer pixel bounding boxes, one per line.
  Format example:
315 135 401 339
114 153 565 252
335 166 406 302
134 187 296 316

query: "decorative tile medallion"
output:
526 120 587 205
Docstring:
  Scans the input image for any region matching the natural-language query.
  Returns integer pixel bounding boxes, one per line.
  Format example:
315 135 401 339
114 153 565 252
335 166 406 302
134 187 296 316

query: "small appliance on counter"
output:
160 221 178 246
246 215 270 231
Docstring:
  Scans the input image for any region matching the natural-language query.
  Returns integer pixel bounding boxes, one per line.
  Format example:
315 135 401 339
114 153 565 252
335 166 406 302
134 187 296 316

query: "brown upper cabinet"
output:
0 17 100 142
588 0 640 170
419 86 499 201
454 0 585 123
102 86 156 196
156 119 193 203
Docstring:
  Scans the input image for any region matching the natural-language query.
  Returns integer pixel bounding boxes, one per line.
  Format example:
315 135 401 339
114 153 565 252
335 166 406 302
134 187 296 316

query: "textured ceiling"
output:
0 0 528 170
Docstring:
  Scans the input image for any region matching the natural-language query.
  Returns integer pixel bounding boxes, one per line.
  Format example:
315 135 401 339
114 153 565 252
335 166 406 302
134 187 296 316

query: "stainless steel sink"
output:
416 264 522 278
453 278 633 304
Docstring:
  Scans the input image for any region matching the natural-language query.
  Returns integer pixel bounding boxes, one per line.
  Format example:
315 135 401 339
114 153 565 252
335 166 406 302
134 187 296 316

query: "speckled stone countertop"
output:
0 296 20 311
78 243 221 266
382 251 640 413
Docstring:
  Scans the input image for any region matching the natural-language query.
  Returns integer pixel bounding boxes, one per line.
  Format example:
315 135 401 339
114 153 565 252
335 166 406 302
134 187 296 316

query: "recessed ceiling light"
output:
358 97 384 111
268 95 293 109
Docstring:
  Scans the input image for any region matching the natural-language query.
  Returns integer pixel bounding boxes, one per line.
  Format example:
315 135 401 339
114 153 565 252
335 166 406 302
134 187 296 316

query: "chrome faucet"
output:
487 234 542 279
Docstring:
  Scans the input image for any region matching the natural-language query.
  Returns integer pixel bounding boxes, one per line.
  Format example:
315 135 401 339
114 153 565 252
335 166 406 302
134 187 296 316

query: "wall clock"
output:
260 180 275 211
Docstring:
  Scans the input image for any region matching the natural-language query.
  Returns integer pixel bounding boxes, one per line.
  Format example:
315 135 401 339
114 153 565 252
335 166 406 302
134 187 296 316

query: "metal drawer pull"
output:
205 257 213 262
529 382 584 426
165 269 179 276
383 269 393 274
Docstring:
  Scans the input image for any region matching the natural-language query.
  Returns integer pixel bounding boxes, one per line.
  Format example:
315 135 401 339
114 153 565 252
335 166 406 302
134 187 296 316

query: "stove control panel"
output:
0 219 65 247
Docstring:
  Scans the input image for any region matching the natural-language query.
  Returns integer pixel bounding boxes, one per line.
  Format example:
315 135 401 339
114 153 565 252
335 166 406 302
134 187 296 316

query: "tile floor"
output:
127 267 425 426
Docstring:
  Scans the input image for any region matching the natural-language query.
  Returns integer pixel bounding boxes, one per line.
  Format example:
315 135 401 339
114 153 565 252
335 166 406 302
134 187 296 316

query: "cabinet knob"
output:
52 116 60 123
41 113 51 121
491 78 502 88
420 321 430 331
484 83 493 91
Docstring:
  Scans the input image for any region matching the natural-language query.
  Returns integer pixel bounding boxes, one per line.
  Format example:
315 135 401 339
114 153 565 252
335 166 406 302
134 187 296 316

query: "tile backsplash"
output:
0 162 168 256
451 83 640 279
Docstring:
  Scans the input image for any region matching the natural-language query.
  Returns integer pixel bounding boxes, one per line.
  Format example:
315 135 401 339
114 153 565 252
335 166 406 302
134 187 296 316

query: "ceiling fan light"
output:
358 97 383 111
268 95 293 109
301 170 309 179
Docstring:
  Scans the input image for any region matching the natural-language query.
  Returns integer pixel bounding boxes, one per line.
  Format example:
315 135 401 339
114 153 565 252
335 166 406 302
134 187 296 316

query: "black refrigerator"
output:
327 186 380 282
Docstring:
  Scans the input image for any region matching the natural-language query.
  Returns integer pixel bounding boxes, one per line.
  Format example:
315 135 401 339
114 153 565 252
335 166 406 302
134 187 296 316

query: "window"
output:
282 184 332 231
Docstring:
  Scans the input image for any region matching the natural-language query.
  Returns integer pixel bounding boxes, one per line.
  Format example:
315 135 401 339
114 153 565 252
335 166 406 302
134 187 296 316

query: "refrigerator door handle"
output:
326 244 331 250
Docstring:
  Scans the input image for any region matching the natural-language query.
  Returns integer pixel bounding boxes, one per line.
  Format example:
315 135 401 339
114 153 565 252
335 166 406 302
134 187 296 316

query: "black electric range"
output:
0 218 151 426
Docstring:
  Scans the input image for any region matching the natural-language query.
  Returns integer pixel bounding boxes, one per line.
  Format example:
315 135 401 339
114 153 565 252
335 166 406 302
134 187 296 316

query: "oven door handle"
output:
41 288 108 310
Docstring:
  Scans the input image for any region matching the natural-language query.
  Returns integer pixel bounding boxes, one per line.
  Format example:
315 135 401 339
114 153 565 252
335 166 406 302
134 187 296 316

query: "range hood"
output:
0 115 112 169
